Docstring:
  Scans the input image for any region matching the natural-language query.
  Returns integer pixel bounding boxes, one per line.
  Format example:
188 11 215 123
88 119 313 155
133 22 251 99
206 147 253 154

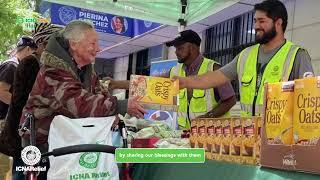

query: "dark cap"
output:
16 36 38 51
166 30 201 47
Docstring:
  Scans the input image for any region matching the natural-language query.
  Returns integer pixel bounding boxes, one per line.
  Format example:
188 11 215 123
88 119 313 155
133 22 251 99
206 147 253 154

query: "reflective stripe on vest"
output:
237 41 300 117
170 58 220 129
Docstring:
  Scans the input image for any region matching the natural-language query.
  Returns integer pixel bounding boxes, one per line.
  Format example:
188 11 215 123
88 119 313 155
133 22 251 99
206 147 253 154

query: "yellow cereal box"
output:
241 117 255 164
190 119 198 148
129 75 179 105
221 118 232 162
265 82 294 145
230 117 242 164
212 119 223 160
206 119 215 159
293 77 320 145
197 119 207 149
254 116 262 165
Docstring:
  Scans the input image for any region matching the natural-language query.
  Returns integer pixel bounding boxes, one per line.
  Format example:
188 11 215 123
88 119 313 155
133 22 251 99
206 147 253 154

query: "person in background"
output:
0 37 37 130
0 23 63 180
176 0 314 117
166 29 236 129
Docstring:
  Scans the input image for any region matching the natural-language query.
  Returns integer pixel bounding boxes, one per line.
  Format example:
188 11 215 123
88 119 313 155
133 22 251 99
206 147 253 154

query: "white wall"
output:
113 56 129 95
284 0 320 75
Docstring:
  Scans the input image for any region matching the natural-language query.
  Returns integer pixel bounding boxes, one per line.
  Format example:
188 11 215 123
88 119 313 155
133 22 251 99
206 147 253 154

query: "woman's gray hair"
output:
62 20 94 42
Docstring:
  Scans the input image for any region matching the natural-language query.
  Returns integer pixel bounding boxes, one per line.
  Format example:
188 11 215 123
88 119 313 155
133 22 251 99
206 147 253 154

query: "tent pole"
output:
178 0 187 32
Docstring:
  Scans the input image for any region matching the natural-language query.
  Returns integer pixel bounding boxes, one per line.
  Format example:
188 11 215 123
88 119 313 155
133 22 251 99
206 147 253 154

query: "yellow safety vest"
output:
237 41 301 117
170 58 230 129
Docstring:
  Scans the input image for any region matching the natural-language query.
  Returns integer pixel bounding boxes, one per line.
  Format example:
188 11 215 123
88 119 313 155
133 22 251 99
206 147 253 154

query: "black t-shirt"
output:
0 59 18 119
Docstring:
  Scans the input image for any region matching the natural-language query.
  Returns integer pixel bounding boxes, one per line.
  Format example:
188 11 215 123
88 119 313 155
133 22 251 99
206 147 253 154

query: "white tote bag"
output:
47 115 119 180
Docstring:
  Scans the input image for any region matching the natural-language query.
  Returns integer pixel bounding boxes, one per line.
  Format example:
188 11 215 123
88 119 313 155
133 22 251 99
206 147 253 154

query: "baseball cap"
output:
166 30 201 47
16 36 38 51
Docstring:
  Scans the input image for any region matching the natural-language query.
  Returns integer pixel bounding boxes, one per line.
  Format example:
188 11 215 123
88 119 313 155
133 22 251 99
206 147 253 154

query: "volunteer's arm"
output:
197 64 236 118
178 55 239 90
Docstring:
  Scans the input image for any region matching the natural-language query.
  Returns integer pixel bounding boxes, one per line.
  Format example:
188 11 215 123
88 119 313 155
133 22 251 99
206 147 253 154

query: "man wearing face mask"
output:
176 0 314 117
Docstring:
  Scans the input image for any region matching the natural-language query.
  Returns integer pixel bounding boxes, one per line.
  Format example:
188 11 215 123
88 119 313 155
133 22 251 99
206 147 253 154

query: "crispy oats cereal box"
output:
220 118 232 162
241 117 255 164
197 118 207 149
265 82 294 145
230 117 242 163
212 119 223 160
190 119 198 148
206 119 215 159
293 77 320 146
129 75 179 105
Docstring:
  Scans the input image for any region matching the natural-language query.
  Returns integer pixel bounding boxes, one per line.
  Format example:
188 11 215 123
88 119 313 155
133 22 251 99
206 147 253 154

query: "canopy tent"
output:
44 0 240 28
44 0 257 59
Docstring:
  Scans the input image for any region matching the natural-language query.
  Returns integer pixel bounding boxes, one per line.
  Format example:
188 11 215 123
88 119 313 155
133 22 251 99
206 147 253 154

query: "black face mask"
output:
255 24 277 44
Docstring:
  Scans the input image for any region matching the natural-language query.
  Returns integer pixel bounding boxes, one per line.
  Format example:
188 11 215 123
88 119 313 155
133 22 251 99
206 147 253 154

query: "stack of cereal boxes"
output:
261 77 320 174
191 117 261 165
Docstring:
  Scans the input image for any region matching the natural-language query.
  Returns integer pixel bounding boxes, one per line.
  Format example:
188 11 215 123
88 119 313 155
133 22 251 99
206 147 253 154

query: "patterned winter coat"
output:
20 33 118 145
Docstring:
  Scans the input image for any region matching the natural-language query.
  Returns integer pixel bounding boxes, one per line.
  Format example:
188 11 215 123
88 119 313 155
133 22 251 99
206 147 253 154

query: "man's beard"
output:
178 57 186 63
255 25 277 44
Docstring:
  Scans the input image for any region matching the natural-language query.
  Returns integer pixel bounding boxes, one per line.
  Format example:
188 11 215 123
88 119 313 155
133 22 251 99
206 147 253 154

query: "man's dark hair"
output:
254 0 288 32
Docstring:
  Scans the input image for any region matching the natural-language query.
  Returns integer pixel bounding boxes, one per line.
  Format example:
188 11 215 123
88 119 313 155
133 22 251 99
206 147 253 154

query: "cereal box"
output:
254 116 262 164
129 75 179 105
293 77 320 145
206 119 215 159
220 118 232 162
129 75 179 129
265 82 294 145
241 117 255 165
197 119 207 149
212 119 223 160
190 119 198 148
230 117 242 163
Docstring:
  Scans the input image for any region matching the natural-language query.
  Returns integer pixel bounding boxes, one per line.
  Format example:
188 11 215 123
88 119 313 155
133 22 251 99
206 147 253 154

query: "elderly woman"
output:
20 20 145 150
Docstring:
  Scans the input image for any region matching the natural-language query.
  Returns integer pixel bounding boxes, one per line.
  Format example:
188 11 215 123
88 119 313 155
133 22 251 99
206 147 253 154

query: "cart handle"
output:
42 144 116 157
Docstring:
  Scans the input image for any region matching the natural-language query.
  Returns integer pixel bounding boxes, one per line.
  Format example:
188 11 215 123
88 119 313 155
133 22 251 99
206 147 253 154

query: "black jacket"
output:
0 54 40 157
